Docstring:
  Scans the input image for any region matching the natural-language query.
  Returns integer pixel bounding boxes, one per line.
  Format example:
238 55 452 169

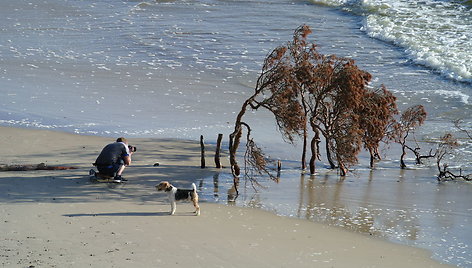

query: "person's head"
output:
116 137 128 145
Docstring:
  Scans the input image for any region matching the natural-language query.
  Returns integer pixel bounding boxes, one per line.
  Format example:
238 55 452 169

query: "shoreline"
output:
0 126 456 267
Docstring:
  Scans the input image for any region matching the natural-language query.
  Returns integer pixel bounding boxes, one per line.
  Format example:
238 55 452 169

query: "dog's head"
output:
156 181 172 192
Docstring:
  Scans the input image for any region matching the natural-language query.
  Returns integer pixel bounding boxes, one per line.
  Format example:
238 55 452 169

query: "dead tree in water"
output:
229 27 307 178
305 57 380 175
453 119 472 139
359 85 397 168
435 133 466 181
229 25 399 179
435 132 471 181
392 105 427 169
298 47 397 175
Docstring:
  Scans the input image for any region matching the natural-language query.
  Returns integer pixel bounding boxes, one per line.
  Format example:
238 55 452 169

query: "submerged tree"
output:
303 57 368 175
435 120 472 181
294 40 397 175
359 86 398 168
435 133 459 180
229 25 399 180
453 119 472 140
392 105 427 169
229 26 309 178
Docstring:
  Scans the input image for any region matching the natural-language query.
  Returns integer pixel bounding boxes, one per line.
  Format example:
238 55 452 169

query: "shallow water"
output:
1 0 471 141
197 163 472 267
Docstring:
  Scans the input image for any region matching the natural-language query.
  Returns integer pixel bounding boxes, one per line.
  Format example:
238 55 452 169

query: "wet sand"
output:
0 126 455 267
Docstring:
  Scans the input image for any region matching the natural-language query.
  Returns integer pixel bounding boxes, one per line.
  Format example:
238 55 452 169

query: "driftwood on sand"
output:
0 163 77 171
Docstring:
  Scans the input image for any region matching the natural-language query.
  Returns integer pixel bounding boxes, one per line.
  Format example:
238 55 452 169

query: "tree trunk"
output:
309 129 320 175
229 127 242 177
374 147 381 160
339 162 347 176
215 133 223 168
369 148 375 168
309 136 317 175
400 144 407 169
325 140 336 169
229 97 255 177
301 127 307 170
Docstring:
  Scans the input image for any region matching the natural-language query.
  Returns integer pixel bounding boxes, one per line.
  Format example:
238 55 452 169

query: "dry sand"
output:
0 126 455 267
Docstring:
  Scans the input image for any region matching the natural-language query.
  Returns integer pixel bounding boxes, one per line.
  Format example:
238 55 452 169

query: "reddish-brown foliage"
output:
358 85 398 167
229 24 399 180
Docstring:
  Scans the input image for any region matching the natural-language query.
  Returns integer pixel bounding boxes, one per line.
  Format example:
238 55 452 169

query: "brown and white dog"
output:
156 181 200 216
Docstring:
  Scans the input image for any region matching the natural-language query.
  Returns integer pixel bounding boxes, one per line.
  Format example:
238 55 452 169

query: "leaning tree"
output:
228 26 309 178
229 25 399 180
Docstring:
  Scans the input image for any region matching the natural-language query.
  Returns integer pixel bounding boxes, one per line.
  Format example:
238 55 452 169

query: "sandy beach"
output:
0 126 457 267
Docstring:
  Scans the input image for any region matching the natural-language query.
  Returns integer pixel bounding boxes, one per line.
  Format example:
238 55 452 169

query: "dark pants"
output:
97 162 123 177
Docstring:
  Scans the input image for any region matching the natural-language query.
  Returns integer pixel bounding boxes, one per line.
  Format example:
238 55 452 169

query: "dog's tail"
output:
191 183 197 192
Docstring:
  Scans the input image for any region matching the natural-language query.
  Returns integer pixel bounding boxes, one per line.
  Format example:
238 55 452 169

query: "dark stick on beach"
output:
0 163 77 171
215 133 223 168
200 135 205 169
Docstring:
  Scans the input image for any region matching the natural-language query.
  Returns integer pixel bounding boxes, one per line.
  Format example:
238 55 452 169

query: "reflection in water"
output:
213 173 219 198
296 173 383 237
198 166 472 267
299 172 421 240
208 173 238 204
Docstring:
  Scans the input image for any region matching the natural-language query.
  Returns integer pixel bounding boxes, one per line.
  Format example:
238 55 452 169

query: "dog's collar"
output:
165 185 173 192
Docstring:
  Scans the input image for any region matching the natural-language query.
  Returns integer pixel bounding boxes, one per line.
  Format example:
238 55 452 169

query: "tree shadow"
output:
63 211 169 217
0 163 223 204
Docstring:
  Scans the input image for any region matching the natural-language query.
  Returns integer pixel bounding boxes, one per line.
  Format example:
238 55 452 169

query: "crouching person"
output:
90 137 135 183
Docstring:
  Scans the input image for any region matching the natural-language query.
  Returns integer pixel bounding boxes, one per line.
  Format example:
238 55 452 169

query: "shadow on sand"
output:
63 211 169 217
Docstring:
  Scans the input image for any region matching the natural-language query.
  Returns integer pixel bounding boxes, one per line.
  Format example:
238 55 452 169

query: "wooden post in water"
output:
200 135 205 169
276 160 282 178
215 133 223 168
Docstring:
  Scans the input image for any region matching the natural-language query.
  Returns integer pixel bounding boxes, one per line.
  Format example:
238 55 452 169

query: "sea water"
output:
198 165 472 267
0 0 471 266
1 0 471 140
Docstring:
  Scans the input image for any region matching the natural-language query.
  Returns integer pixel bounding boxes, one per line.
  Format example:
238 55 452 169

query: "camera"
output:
128 145 137 152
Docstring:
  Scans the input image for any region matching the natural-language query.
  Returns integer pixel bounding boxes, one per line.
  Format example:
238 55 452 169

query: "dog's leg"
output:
167 192 177 215
170 200 176 215
193 198 200 216
191 183 200 216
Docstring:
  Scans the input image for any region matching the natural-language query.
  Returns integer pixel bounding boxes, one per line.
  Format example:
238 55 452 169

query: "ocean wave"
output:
310 0 472 84
456 0 472 6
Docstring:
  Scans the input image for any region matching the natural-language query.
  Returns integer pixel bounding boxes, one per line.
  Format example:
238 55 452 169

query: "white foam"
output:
433 89 470 104
314 0 472 83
